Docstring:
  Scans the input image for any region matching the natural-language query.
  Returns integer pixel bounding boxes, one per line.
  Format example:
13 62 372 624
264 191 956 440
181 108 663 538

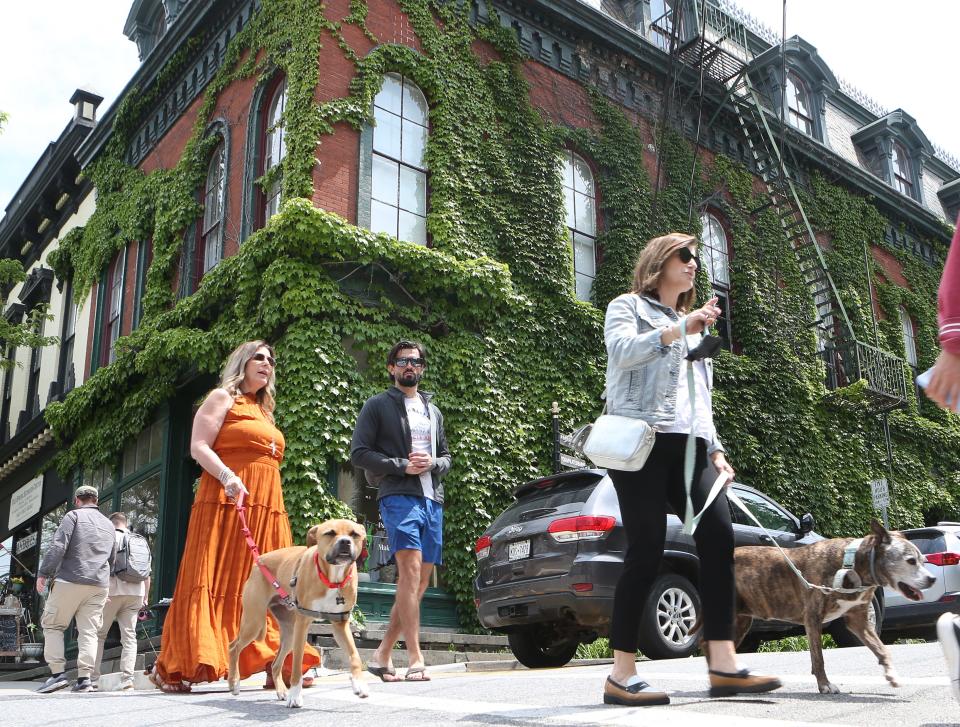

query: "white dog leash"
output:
726 490 874 595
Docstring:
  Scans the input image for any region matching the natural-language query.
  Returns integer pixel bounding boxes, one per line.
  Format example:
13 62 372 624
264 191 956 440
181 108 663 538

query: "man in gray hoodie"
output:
35 485 116 694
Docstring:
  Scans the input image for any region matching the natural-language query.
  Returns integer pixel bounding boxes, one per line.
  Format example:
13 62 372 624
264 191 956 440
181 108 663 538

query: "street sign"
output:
870 478 890 509
560 453 586 469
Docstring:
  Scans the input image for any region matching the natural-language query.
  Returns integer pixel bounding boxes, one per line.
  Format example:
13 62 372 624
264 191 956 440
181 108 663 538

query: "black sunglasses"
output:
676 247 701 269
394 357 425 368
251 352 276 367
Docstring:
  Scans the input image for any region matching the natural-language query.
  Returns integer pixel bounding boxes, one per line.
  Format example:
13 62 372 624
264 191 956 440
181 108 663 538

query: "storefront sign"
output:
8 475 43 530
15 531 37 555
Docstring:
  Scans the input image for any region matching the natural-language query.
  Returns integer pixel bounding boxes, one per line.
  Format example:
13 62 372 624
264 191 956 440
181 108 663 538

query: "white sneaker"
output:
937 612 960 705
118 679 135 691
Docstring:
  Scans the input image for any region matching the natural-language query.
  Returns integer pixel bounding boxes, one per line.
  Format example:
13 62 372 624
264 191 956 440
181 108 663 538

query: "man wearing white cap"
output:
35 485 116 694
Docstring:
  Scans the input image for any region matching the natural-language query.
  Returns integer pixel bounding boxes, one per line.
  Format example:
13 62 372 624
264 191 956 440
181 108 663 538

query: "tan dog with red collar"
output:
228 519 368 707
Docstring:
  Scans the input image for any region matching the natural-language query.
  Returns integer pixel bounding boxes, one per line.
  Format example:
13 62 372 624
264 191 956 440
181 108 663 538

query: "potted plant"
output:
9 576 24 594
20 623 43 662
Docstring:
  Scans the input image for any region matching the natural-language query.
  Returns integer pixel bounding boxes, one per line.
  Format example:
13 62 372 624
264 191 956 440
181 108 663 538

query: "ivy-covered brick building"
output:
1 0 959 630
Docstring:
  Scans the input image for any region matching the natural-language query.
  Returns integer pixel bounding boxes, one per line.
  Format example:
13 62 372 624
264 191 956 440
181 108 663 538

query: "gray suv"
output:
473 468 830 667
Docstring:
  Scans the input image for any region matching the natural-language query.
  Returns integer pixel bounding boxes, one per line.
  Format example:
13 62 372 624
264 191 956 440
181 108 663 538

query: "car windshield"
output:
491 483 595 529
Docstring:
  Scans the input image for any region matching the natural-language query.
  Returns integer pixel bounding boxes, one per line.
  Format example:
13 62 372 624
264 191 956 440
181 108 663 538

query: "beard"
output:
397 370 422 387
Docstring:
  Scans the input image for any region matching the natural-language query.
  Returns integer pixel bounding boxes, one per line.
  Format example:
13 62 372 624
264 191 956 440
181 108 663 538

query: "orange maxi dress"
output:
155 392 320 685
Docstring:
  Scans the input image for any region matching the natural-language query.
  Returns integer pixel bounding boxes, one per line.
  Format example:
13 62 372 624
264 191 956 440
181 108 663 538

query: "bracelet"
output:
217 467 236 485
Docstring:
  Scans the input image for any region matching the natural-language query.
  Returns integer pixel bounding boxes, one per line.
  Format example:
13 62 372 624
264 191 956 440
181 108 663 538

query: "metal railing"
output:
823 339 909 411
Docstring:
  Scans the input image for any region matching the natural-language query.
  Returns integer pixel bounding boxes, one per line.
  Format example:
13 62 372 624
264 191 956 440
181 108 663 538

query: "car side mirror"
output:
799 513 815 535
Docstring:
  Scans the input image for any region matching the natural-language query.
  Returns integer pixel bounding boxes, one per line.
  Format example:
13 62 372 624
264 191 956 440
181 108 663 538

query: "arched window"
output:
198 141 226 277
785 72 813 136
562 151 597 302
370 73 428 245
255 78 286 229
700 211 732 349
892 143 913 197
899 306 917 368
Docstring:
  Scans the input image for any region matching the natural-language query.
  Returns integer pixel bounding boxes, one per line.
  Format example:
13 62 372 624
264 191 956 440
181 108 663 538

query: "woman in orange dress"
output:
149 340 320 692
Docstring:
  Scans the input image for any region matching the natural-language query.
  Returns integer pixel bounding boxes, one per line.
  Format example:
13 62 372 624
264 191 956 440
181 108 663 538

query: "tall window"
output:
59 280 77 393
256 79 287 228
198 141 225 280
132 240 153 330
562 151 597 302
892 143 913 197
900 306 917 369
25 318 44 417
785 72 813 136
700 212 732 349
102 250 125 367
0 346 14 442
370 73 428 245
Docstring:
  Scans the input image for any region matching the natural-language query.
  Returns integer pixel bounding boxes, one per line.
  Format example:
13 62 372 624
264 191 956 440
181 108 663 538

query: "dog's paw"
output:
351 676 369 698
818 681 841 694
285 683 303 709
885 669 901 688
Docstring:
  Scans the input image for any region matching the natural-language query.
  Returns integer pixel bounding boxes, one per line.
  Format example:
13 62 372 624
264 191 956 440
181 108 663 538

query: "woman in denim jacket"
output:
601 233 781 706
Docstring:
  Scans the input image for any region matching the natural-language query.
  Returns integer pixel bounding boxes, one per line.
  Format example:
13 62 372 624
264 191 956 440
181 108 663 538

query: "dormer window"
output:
892 143 913 197
785 72 813 136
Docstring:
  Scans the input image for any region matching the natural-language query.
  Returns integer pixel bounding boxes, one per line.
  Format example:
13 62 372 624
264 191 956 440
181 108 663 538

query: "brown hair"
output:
630 232 698 313
109 512 128 527
218 340 277 420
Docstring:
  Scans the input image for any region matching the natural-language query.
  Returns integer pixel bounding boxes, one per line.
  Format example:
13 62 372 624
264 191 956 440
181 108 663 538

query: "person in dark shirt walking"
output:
351 340 451 682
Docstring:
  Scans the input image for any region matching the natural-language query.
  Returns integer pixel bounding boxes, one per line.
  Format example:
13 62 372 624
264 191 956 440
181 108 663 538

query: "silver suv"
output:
883 523 960 638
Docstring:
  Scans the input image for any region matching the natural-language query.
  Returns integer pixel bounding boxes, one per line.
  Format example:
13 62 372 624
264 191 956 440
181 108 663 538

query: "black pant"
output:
608 433 735 652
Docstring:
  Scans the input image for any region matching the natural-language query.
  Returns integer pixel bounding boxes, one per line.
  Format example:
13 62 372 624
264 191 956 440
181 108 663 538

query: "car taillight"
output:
475 535 491 559
547 515 616 542
925 552 960 566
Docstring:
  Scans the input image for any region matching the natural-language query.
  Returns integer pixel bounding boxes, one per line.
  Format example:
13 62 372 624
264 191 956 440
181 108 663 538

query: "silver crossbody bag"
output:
580 405 656 471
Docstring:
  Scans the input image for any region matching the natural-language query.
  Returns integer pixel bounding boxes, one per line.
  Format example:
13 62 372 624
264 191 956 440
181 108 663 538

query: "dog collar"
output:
314 550 353 590
832 538 865 589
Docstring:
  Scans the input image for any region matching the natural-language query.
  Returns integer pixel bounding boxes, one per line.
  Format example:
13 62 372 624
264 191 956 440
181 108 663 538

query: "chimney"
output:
69 89 105 123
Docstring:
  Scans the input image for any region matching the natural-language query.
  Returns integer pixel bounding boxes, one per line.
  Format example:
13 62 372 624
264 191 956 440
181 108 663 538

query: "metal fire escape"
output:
651 0 908 413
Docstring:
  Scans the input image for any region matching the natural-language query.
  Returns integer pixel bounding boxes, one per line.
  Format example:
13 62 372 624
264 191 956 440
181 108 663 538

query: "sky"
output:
1 1 959 214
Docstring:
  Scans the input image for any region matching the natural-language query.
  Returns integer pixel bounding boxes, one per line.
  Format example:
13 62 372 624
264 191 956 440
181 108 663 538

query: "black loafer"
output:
603 676 670 706
708 668 782 697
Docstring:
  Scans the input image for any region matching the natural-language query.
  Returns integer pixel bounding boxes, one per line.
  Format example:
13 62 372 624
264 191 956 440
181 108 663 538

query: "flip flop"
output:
367 664 399 682
404 666 431 682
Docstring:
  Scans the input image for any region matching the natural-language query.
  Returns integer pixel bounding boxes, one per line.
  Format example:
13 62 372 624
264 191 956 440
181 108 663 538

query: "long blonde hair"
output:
630 232 698 313
219 340 277 420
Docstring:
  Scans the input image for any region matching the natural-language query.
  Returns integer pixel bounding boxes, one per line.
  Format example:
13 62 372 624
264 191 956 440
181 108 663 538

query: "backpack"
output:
112 530 152 583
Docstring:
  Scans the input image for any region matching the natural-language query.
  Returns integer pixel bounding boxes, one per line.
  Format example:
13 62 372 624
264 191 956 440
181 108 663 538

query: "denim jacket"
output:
603 292 725 455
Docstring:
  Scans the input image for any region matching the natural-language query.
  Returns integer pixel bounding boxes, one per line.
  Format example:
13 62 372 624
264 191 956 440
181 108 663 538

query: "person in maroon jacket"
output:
927 215 960 411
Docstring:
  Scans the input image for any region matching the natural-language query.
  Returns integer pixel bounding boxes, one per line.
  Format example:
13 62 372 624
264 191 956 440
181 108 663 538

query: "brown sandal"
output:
147 666 192 693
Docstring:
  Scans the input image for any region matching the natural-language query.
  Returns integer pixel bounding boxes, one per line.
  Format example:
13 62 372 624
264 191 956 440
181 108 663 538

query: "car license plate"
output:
508 539 530 561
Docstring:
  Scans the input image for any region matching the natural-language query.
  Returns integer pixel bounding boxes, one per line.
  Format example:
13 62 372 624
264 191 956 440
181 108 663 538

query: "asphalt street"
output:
1 642 957 727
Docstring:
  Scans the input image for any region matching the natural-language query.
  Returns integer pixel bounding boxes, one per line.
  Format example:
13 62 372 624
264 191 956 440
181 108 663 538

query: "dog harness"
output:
234 491 354 622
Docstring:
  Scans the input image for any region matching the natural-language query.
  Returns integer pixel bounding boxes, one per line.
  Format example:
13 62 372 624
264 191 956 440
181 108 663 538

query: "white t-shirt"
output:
404 395 434 499
662 335 717 443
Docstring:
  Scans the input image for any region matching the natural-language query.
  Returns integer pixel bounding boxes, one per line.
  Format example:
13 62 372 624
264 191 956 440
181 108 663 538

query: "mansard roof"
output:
750 35 838 94
852 109 934 155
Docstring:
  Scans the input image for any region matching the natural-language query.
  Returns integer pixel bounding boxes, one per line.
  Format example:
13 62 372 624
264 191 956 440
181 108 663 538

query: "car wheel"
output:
829 595 883 647
507 625 579 668
637 573 702 660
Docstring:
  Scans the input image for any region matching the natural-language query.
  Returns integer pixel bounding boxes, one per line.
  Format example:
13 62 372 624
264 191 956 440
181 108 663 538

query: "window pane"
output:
371 154 399 205
370 200 398 238
561 152 574 189
122 441 136 478
149 421 163 461
401 120 427 169
564 185 576 229
574 191 596 236
373 106 402 159
398 165 426 216
398 209 427 246
573 231 596 278
402 80 428 126
575 272 594 302
375 73 403 115
120 472 161 557
572 155 593 194
136 428 151 469
203 227 221 273
712 245 729 286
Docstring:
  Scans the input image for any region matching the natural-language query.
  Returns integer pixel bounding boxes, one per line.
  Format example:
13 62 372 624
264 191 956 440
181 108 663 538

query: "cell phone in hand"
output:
917 366 957 409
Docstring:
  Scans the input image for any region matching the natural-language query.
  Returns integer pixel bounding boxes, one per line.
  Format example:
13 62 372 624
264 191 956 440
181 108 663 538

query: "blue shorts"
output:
379 495 443 565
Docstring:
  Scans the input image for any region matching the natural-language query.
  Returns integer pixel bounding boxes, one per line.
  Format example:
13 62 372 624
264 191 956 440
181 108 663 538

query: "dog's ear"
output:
305 525 321 547
869 518 891 545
